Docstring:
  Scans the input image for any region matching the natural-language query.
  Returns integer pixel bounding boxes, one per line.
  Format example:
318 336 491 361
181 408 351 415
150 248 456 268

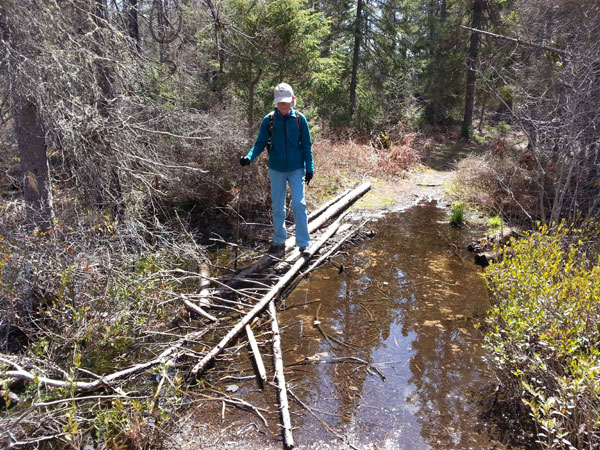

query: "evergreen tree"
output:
224 0 329 128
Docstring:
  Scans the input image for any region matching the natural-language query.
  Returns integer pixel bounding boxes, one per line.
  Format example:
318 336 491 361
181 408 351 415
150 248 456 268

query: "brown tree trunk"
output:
425 0 448 124
13 96 55 231
349 0 364 118
94 0 125 221
126 0 141 52
461 0 484 138
247 65 262 131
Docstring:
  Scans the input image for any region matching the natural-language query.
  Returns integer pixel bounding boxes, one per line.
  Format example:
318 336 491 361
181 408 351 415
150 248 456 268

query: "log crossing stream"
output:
176 201 522 449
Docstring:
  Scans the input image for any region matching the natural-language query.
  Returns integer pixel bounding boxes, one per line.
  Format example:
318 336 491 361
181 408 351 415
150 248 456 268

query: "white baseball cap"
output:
274 82 294 104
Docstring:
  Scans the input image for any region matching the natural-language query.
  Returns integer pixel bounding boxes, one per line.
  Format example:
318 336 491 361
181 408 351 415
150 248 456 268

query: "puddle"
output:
177 201 517 449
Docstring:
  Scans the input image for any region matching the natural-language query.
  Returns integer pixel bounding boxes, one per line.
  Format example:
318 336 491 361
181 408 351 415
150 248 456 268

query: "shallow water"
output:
187 201 512 449
277 201 497 448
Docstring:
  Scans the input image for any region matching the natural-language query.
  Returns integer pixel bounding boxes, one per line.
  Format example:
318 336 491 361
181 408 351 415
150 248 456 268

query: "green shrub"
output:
483 223 600 449
450 201 465 227
489 215 503 231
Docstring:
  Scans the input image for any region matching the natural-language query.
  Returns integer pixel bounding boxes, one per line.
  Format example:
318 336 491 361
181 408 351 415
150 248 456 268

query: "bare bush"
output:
475 1 600 225
1 1 253 232
0 2 261 446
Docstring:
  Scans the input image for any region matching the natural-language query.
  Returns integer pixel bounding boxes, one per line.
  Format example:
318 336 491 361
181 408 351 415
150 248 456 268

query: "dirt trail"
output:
353 136 475 216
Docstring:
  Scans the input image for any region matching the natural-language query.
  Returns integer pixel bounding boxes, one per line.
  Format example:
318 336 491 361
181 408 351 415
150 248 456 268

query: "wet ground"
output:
169 201 516 449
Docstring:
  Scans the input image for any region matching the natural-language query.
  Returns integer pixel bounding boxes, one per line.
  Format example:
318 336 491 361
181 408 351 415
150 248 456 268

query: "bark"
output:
13 95 55 231
93 0 126 220
425 0 449 123
349 0 364 118
461 0 484 139
204 0 224 74
428 0 436 56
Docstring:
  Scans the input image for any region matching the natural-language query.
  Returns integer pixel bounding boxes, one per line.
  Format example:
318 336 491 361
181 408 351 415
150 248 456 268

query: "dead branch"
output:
182 296 219 322
0 327 209 392
460 25 571 56
245 324 267 385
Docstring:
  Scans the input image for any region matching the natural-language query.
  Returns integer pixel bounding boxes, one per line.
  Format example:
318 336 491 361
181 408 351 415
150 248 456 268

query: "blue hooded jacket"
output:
246 108 314 173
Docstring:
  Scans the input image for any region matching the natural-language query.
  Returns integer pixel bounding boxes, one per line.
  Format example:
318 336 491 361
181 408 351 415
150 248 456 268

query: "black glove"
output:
305 172 313 185
240 156 251 166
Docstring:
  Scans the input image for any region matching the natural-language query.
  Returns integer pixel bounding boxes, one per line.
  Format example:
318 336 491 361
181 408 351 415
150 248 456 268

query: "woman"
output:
240 82 314 256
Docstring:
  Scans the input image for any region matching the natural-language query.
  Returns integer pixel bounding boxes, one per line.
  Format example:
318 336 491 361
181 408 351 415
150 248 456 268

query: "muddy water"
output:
187 201 509 449
276 201 497 449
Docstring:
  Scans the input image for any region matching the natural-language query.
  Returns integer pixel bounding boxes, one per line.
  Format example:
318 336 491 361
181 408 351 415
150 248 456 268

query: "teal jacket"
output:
246 108 314 173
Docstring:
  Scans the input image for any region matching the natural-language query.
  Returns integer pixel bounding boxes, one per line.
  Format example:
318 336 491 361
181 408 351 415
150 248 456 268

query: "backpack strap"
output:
296 112 303 148
267 110 303 154
267 111 275 153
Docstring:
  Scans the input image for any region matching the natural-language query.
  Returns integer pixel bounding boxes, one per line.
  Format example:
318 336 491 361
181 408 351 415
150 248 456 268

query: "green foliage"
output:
497 84 513 107
488 215 503 231
450 201 465 227
461 124 473 139
225 0 331 125
483 223 600 449
474 121 510 143
146 62 181 106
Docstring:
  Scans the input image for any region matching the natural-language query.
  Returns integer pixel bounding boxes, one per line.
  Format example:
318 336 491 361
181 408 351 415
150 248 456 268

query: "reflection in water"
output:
279 201 500 449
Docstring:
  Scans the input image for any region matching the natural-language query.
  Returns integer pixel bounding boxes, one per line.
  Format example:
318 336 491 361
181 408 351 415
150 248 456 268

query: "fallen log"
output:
269 301 294 448
189 214 346 377
220 182 371 286
1 184 370 396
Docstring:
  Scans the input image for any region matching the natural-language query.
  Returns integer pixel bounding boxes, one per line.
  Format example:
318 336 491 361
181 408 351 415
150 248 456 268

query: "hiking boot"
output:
299 246 310 257
268 243 285 255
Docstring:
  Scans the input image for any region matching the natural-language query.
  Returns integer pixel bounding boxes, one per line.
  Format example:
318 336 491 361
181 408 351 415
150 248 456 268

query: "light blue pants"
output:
269 168 310 247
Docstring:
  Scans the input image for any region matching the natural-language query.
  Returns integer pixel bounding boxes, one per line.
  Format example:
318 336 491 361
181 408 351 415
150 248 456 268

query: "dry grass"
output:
309 134 421 206
314 134 421 179
451 133 542 224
